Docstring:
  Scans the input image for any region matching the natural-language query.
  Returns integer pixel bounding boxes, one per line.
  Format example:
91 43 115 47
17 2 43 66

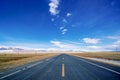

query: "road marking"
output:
62 58 64 60
22 68 26 70
0 70 21 79
27 61 43 68
79 58 120 75
46 58 51 61
62 64 65 77
0 61 43 79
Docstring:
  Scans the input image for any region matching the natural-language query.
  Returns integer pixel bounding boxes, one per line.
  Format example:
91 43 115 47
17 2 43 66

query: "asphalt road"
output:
0 54 120 80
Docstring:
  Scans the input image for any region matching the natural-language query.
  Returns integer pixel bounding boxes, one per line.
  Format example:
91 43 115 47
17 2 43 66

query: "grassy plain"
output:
0 53 57 71
72 52 120 60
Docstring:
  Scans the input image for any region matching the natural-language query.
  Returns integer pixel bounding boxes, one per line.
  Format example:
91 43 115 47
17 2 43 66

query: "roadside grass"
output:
0 53 57 72
72 52 120 60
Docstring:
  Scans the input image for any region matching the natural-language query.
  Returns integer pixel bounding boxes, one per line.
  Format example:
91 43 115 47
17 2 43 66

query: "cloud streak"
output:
50 40 78 49
62 29 68 35
66 13 72 17
62 18 67 23
83 38 100 44
107 36 120 40
60 27 68 35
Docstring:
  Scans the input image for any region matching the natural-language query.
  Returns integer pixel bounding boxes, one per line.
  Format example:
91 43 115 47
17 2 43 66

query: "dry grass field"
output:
0 53 57 72
72 52 120 60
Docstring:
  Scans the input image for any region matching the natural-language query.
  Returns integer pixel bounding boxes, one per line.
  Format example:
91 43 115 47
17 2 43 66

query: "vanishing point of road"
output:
0 54 120 80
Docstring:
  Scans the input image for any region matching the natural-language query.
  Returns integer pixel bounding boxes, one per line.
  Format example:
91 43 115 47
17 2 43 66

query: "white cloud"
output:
107 36 120 40
66 13 72 17
50 40 78 49
59 26 68 35
63 40 81 45
49 0 60 15
60 27 64 30
83 38 100 44
51 18 55 21
99 39 120 51
102 44 119 51
83 45 117 52
107 36 120 51
1 39 120 52
62 18 67 23
62 29 68 35
0 41 53 50
50 40 62 48
87 46 101 49
50 40 112 52
114 40 120 45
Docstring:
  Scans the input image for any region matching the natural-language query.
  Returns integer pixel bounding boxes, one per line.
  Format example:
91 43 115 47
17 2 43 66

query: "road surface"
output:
0 54 120 80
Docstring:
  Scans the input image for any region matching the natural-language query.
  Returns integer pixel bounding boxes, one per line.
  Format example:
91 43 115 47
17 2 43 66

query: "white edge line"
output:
0 70 21 79
0 61 43 79
0 56 57 79
27 61 42 68
79 58 120 75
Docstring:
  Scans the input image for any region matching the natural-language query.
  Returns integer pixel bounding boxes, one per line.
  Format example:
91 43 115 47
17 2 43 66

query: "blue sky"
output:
0 0 120 51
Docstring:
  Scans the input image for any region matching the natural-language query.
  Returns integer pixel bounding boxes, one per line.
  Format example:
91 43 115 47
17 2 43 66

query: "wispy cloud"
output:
62 18 67 23
50 40 78 49
107 35 120 50
83 38 100 44
59 26 68 35
60 27 64 30
0 40 53 50
1 38 120 52
62 29 68 34
1 35 120 52
87 46 101 49
49 37 120 51
66 13 72 17
51 40 64 48
84 37 120 51
107 36 120 40
63 40 81 45
50 40 108 52
49 0 60 16
114 40 120 45
51 18 55 21
111 1 116 6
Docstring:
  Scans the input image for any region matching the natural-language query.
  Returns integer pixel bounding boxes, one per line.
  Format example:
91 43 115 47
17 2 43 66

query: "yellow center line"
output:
62 64 65 77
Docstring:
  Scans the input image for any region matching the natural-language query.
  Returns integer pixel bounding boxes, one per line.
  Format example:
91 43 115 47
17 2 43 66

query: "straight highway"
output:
0 54 120 80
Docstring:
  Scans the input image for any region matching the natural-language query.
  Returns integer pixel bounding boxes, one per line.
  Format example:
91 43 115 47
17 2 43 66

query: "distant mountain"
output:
0 47 8 50
0 47 24 51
